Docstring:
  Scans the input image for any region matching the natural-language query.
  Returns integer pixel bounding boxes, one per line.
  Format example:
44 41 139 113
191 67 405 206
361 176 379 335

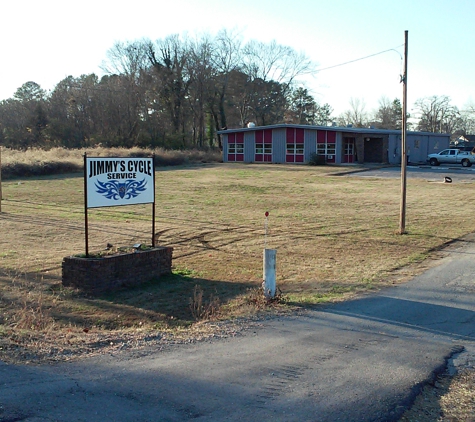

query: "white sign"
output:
86 157 154 208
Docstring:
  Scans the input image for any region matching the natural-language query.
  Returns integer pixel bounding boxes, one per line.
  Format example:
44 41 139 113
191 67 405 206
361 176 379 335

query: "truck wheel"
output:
429 158 439 166
462 159 472 167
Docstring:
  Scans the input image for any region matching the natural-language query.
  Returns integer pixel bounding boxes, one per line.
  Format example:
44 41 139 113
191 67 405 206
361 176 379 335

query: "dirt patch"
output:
400 347 475 421
0 317 267 365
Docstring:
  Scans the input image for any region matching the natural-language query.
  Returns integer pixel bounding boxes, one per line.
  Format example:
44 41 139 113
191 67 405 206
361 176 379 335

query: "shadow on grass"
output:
0 265 259 330
92 273 258 327
45 270 256 329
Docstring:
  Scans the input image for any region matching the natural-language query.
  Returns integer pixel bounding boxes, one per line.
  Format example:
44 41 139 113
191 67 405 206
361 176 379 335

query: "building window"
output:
317 131 336 162
344 141 354 156
286 128 305 163
255 129 272 162
255 143 271 154
317 143 336 155
227 132 244 162
229 143 244 154
286 143 304 154
343 137 355 163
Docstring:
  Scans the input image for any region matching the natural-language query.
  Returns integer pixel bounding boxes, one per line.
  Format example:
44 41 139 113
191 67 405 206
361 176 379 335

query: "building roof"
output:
458 135 475 143
217 123 450 137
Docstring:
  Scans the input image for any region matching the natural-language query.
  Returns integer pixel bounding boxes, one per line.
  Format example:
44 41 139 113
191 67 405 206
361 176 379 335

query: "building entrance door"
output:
364 138 384 163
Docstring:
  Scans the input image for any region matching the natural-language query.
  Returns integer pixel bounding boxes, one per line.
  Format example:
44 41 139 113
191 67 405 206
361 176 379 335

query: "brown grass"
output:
0 146 222 179
189 284 221 321
2 154 475 414
0 157 473 357
400 369 475 421
1 161 472 332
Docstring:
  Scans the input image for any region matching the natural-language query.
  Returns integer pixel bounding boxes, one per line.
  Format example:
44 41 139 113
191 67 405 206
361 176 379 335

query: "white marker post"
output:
263 211 277 299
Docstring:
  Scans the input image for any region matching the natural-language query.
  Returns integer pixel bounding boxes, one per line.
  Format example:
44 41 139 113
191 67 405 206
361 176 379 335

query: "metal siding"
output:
296 128 305 143
304 129 317 162
406 134 422 164
244 132 254 162
222 134 229 162
272 129 286 163
388 134 450 165
334 132 342 164
428 135 450 153
388 134 399 164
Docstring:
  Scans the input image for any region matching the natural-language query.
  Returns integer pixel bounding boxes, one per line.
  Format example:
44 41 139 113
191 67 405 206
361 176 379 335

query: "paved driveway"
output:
352 164 475 182
2 238 475 421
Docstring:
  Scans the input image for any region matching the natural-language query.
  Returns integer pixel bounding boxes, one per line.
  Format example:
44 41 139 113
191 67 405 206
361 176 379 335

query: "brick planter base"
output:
62 247 173 294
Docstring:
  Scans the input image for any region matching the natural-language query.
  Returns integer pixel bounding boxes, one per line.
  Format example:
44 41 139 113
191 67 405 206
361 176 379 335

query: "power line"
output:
309 45 404 74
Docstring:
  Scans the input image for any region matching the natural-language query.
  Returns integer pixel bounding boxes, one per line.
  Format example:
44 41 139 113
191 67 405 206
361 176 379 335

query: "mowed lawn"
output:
0 163 473 338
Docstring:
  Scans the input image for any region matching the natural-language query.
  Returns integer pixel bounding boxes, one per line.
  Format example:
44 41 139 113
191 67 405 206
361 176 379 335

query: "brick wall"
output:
62 247 173 294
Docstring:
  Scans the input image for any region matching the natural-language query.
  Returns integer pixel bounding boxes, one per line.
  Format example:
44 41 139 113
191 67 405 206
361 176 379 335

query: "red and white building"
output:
219 124 450 165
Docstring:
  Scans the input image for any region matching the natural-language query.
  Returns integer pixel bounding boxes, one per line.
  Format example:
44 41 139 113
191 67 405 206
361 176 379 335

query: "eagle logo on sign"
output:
95 179 148 200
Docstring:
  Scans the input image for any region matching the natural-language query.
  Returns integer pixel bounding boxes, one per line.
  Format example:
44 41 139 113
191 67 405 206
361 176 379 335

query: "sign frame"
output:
83 154 156 256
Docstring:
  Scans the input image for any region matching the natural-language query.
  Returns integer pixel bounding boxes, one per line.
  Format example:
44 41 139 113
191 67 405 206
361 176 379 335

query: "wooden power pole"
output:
399 30 408 234
0 146 2 213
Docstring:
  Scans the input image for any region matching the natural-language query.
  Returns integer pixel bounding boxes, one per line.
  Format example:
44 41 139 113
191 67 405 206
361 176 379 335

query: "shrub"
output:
308 152 326 166
189 285 220 321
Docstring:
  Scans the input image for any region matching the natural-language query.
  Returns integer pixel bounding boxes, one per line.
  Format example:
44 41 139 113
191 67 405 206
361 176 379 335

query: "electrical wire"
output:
310 45 404 74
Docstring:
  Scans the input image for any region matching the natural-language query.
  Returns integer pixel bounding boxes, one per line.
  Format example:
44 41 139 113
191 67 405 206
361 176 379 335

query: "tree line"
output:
339 95 475 138
1 30 474 150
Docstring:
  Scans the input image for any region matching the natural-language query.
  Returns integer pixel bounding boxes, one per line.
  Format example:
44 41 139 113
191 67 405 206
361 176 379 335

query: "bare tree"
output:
338 98 368 127
48 75 100 147
101 40 149 81
188 33 216 147
226 69 252 127
414 95 460 133
242 40 313 93
2 29 336 150
146 35 193 145
451 108 475 139
209 29 243 146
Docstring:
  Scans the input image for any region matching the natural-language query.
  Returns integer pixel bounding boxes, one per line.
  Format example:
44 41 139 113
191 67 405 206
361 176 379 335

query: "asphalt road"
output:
353 163 475 181
2 238 475 421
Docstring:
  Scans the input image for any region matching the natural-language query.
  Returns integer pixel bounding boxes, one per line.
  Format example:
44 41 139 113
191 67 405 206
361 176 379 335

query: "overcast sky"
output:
2 0 474 116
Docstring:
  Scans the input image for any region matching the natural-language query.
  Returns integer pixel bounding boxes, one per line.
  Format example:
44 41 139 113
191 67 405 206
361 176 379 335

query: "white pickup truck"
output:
427 149 475 167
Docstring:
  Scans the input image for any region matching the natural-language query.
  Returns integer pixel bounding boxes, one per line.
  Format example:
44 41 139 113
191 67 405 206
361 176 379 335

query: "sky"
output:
2 0 474 117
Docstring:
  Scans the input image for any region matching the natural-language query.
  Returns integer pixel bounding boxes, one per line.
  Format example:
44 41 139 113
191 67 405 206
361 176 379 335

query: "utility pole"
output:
399 30 408 234
0 146 2 213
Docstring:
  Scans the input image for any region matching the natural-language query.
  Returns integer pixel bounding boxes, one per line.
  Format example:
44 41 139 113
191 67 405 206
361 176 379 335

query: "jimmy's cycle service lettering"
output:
86 157 154 208
88 159 153 179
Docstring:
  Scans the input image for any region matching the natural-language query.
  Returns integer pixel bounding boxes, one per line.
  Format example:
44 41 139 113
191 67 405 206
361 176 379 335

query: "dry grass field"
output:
0 146 222 179
1 152 475 418
1 162 473 341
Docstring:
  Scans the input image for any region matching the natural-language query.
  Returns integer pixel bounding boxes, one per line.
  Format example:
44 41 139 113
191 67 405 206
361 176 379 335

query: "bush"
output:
308 152 326 166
